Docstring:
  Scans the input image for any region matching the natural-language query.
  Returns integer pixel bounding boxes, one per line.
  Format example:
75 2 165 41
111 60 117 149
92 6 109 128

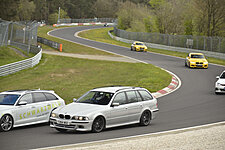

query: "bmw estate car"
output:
131 41 147 52
0 89 65 131
50 86 159 133
185 53 208 68
215 70 225 94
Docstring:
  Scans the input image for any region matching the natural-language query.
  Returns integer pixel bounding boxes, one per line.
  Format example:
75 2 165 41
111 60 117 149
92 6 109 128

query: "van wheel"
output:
140 111 151 126
0 114 14 132
92 116 105 133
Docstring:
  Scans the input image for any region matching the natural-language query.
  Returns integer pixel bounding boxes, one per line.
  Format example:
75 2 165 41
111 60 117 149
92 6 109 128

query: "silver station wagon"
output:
0 89 65 131
50 86 159 133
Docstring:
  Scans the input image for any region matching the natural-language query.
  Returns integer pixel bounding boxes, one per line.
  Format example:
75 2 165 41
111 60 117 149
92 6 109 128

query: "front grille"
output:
59 114 64 119
196 62 203 64
65 115 71 119
59 114 71 119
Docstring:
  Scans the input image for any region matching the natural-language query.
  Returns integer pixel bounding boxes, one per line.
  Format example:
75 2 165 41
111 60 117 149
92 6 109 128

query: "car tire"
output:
55 128 68 132
139 110 151 126
0 114 14 132
185 61 187 67
92 116 105 133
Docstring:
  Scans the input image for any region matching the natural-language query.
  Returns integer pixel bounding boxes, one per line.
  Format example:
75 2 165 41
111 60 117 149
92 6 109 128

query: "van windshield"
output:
77 91 114 105
0 94 20 105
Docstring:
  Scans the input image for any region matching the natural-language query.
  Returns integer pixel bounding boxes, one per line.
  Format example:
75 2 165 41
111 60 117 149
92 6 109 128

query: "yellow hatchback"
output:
131 41 147 52
185 53 208 69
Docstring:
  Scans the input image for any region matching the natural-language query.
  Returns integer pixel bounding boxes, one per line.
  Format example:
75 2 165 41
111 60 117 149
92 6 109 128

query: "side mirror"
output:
73 98 77 102
111 103 120 107
18 101 27 106
216 76 220 79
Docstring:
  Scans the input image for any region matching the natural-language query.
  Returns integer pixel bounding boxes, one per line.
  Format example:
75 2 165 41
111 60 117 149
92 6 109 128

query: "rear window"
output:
44 92 58 101
138 90 153 101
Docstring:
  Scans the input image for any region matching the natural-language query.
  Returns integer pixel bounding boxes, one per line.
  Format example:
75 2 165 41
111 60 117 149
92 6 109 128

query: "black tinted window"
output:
139 90 153 101
220 72 225 79
113 92 127 105
44 93 58 101
33 93 47 103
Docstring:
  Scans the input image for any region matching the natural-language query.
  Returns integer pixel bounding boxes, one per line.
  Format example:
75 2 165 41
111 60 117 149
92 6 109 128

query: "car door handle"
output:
140 104 143 107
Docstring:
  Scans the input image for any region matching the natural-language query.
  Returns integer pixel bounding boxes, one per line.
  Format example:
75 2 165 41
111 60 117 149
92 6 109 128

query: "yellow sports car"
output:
131 41 147 52
185 53 208 69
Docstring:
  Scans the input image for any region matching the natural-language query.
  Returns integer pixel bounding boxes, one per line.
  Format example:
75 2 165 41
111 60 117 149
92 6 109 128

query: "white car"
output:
50 86 159 133
215 70 225 94
0 89 65 131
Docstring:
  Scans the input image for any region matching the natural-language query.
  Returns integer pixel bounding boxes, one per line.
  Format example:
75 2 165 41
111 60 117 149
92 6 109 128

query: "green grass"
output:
38 26 114 56
0 54 171 104
0 46 28 66
79 27 225 66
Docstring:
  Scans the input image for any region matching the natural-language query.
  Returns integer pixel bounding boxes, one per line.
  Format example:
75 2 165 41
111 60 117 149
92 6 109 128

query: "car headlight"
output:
190 62 195 64
51 113 57 118
216 82 221 86
72 116 89 121
203 62 208 64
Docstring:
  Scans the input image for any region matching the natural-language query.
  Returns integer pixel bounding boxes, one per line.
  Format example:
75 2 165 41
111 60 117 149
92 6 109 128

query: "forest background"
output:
1 0 224 37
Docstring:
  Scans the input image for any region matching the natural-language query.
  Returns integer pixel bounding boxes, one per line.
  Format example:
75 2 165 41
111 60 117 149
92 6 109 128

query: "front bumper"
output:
50 117 93 131
136 47 147 52
190 63 208 68
215 85 225 93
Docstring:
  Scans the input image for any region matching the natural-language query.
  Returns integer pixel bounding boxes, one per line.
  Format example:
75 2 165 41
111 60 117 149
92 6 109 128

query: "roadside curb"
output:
152 71 180 98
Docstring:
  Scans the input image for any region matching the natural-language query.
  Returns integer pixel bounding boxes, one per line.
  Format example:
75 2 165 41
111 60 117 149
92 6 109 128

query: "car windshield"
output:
136 43 144 45
77 91 114 105
191 55 204 59
220 72 225 79
0 94 20 105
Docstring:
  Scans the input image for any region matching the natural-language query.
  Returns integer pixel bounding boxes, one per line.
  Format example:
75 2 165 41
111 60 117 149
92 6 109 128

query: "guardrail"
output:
0 46 42 76
37 36 62 51
108 30 225 60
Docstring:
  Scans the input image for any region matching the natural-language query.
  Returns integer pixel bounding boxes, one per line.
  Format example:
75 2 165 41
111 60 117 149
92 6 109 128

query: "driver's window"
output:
19 94 33 104
113 92 127 105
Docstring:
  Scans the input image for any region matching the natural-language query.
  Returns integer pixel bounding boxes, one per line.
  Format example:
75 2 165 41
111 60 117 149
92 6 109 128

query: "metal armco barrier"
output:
37 36 62 51
108 30 225 60
0 47 42 76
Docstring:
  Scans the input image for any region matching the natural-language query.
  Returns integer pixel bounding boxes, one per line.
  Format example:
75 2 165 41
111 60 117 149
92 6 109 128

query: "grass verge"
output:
0 46 30 66
78 27 225 66
0 54 171 104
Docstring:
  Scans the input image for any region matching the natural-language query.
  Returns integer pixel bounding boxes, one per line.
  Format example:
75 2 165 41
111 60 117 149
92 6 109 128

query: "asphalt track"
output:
1 26 225 150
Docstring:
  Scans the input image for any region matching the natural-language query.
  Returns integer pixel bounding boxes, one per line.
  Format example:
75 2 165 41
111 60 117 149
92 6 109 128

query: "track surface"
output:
1 26 225 150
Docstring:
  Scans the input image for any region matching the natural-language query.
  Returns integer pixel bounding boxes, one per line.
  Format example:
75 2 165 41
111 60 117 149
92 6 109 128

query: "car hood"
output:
189 58 207 62
0 105 14 112
54 103 106 116
217 78 225 84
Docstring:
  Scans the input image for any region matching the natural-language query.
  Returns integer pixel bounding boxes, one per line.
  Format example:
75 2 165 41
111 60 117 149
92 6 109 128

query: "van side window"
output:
19 94 33 104
113 92 127 105
126 91 138 103
138 90 153 101
44 93 58 101
33 93 47 103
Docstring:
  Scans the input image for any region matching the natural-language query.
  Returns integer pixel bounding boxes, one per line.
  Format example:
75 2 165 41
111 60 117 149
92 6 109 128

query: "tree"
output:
192 0 225 36
18 0 35 21
0 0 19 21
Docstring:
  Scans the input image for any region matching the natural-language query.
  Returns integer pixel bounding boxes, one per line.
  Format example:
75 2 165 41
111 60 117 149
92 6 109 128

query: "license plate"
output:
197 64 202 67
57 120 69 125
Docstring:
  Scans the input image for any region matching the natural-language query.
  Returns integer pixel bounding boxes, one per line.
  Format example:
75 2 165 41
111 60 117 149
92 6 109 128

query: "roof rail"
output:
93 85 123 89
